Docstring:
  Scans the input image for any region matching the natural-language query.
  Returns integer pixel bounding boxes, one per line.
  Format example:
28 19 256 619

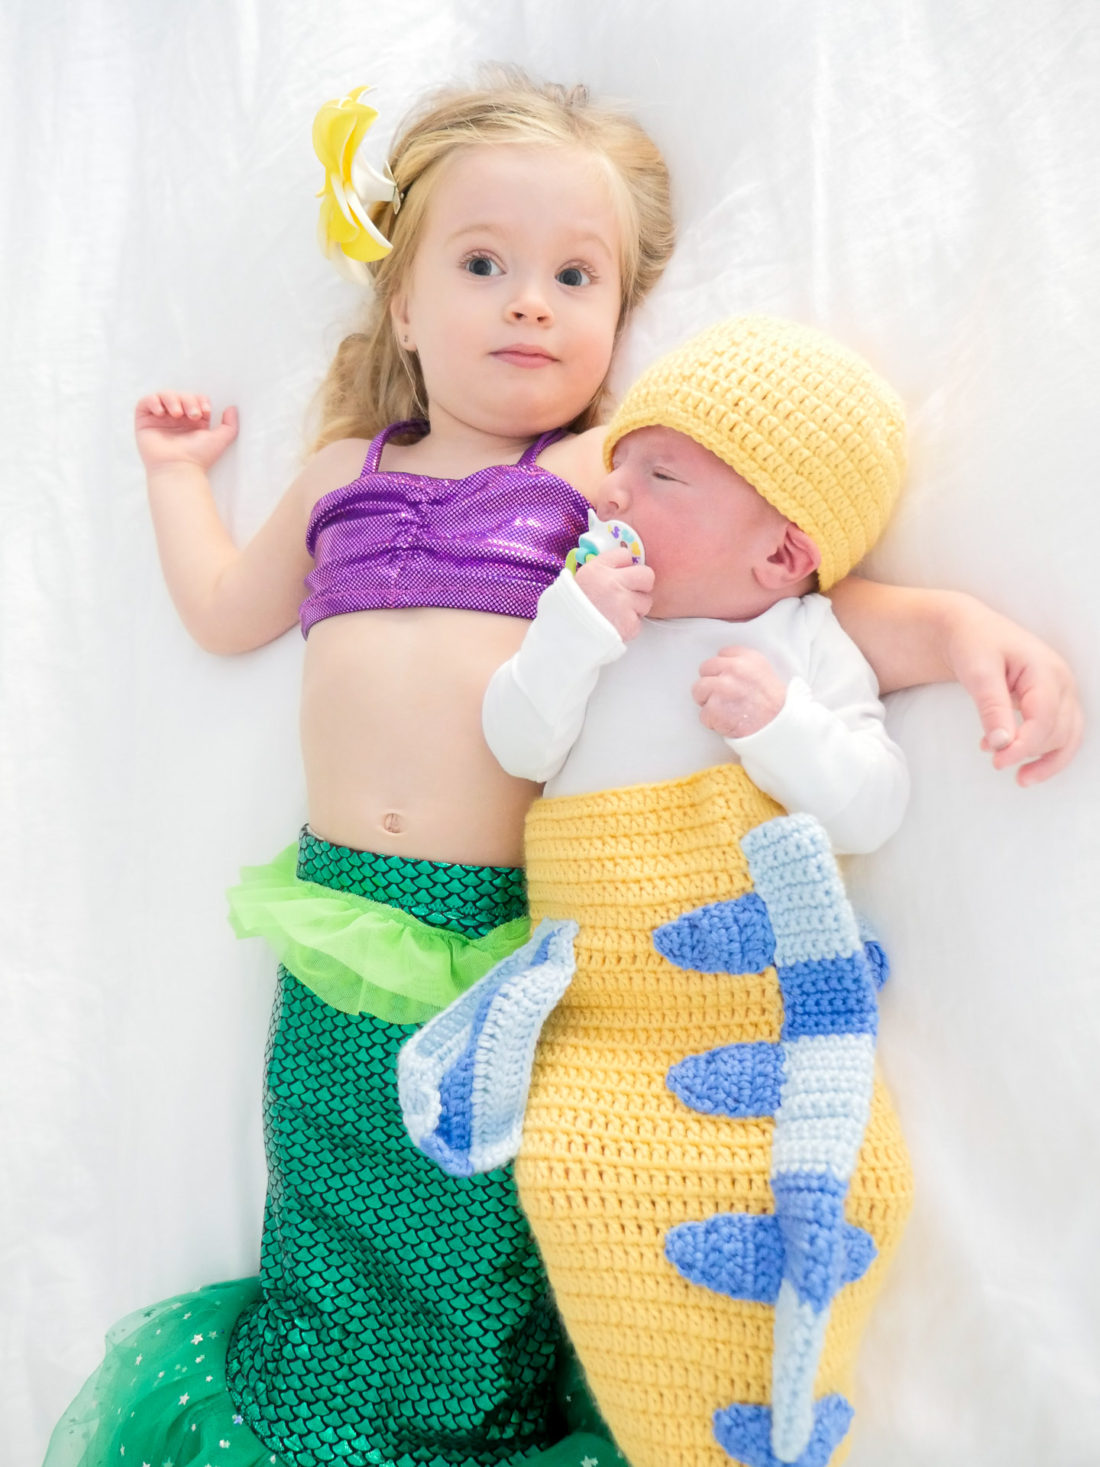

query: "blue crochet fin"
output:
653 891 775 974
666 1041 783 1118
664 1214 876 1304
857 915 890 990
713 1395 854 1467
397 918 577 1176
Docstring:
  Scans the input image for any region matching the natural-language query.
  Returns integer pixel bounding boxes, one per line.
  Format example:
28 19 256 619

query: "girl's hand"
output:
693 646 787 739
135 392 239 474
574 549 654 641
944 606 1083 786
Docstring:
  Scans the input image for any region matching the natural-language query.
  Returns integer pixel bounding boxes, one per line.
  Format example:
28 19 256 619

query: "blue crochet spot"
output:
664 1214 875 1304
777 953 879 1039
653 893 775 974
713 1394 854 1467
666 1042 782 1118
863 939 889 990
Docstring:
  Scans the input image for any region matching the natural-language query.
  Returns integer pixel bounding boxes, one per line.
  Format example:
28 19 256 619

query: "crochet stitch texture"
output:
515 763 913 1467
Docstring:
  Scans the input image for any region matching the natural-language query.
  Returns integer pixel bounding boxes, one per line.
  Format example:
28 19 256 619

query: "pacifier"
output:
571 509 645 570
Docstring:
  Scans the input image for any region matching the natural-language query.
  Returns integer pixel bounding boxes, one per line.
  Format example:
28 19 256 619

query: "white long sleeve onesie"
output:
483 570 908 855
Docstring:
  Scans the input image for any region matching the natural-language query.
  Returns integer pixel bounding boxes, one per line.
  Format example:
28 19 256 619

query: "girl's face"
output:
391 143 624 441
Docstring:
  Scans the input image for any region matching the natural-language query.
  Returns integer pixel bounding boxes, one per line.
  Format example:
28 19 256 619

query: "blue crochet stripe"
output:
777 956 878 1039
666 1042 783 1117
768 1036 876 1183
749 817 878 1463
428 926 558 1164
769 1174 867 1312
657 813 882 1466
742 819 863 968
713 1395 854 1467
664 1214 875 1304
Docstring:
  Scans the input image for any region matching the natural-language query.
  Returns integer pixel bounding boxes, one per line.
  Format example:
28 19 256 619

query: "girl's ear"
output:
755 524 821 590
390 294 414 352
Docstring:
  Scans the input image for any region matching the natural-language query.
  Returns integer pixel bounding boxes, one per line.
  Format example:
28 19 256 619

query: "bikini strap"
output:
363 418 429 473
517 426 567 468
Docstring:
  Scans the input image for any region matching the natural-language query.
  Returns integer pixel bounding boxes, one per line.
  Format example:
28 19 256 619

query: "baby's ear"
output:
756 524 821 589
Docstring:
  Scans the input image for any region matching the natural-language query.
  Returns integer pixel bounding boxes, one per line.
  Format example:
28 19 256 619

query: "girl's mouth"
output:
492 346 557 368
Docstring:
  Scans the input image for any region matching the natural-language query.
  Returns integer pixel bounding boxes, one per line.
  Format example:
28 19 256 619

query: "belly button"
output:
381 811 405 835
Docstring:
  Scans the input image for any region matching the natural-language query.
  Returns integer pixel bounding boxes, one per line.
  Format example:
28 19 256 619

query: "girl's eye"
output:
464 255 502 277
556 265 591 287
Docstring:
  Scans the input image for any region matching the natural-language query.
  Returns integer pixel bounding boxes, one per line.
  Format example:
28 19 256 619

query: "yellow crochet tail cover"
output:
516 764 913 1467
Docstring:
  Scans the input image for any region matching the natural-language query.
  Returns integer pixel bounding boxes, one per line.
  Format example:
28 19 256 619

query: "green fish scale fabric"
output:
223 832 563 1467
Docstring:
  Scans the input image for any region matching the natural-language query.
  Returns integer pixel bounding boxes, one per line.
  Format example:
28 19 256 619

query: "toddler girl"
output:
46 69 1079 1467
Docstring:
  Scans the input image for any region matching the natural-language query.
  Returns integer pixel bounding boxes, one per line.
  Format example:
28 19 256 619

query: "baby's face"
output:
596 426 791 619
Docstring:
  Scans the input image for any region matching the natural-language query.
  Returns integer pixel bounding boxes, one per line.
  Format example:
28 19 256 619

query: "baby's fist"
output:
693 646 787 738
574 549 654 642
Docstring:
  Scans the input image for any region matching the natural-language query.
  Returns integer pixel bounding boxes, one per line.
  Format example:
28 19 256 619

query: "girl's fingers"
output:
1001 702 1082 784
970 680 1016 755
214 407 240 445
953 649 1022 755
178 392 205 420
976 660 1083 784
1016 710 1083 785
137 392 224 428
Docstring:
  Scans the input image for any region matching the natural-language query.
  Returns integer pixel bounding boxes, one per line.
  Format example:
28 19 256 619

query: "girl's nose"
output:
506 279 553 325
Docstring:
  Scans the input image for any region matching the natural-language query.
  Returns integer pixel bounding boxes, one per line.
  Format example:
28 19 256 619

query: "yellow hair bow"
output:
313 85 399 282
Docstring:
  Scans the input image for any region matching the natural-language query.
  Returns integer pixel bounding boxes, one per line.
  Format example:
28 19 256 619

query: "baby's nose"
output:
597 471 631 517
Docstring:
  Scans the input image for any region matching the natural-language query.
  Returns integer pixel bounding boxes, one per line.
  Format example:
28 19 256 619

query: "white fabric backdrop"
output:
4 2 1098 1463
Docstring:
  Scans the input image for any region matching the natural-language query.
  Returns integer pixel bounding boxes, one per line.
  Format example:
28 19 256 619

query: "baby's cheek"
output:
645 530 696 584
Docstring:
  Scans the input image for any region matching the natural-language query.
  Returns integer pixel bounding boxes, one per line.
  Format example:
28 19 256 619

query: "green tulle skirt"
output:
44 832 626 1467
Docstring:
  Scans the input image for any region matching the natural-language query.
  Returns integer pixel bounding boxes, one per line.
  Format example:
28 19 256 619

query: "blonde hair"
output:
312 67 675 450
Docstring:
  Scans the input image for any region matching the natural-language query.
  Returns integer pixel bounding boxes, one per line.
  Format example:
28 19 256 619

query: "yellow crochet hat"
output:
604 317 906 589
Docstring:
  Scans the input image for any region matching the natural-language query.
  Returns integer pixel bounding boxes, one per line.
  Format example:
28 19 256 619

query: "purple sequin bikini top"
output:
300 420 590 635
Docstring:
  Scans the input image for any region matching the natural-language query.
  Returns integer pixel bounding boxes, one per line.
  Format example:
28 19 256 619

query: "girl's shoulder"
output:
537 424 609 505
296 436 374 515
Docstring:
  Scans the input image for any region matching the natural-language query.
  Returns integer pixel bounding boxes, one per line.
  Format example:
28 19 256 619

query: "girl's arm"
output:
829 576 1082 786
135 392 362 655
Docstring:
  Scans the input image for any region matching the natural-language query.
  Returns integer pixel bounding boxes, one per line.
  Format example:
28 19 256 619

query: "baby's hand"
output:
135 392 239 474
694 646 787 738
574 548 655 642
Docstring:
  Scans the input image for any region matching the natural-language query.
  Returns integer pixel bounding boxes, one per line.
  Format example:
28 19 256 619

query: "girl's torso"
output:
297 422 600 866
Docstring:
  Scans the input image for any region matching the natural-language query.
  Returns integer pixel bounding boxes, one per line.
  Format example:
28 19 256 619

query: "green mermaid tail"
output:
44 832 624 1467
